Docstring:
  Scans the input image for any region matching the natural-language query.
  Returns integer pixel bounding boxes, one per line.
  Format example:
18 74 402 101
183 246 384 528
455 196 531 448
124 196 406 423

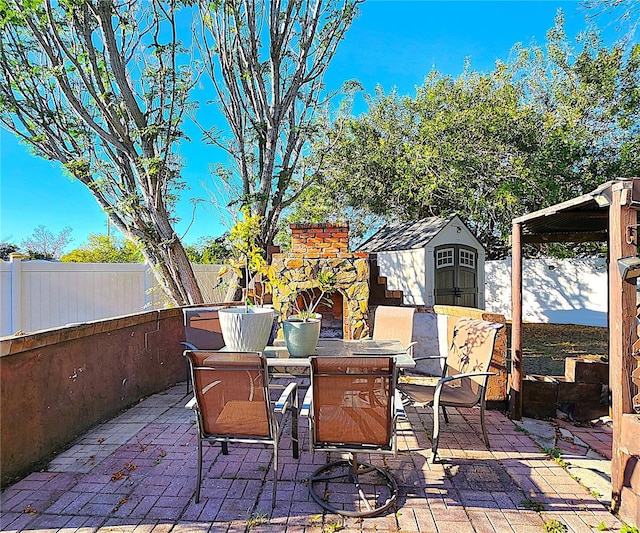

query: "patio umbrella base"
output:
308 457 398 518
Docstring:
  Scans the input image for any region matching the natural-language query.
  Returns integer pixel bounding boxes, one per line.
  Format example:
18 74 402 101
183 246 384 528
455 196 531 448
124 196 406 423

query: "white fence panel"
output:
0 258 232 337
485 257 608 327
0 262 11 334
1 256 608 337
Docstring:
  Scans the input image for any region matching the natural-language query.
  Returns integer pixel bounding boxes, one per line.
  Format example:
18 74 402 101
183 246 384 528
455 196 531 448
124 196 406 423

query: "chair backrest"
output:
187 351 273 439
372 306 415 348
310 356 396 450
183 307 225 350
445 318 503 400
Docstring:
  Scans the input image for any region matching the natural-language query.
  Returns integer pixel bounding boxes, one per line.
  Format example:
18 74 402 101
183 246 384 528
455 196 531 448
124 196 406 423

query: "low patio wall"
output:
0 308 187 487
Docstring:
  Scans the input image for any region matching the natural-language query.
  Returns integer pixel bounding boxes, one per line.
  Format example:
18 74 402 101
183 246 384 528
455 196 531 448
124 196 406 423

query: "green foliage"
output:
184 235 229 264
197 1 360 249
0 241 20 260
543 519 568 533
290 271 336 321
621 526 640 533
60 234 143 263
307 15 640 259
521 498 545 512
219 207 278 306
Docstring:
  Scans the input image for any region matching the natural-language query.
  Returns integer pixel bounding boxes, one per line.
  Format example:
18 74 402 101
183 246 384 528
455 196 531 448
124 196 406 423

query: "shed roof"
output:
358 215 457 252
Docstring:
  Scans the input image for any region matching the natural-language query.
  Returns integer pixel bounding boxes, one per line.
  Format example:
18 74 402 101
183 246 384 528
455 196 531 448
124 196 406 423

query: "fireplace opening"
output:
317 292 344 339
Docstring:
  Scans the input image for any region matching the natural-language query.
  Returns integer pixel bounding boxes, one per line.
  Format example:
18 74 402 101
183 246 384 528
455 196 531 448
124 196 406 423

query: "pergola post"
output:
608 182 638 515
510 221 523 420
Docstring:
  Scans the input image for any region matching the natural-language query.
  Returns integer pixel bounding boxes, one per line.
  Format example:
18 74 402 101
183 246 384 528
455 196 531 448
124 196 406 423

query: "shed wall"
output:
376 248 426 305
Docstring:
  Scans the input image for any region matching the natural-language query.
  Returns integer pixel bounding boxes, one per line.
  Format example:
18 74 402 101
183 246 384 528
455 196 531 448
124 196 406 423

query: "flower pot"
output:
218 307 275 352
283 317 321 358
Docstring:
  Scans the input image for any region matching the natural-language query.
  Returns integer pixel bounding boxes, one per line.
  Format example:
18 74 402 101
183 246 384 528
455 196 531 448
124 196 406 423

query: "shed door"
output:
434 245 478 307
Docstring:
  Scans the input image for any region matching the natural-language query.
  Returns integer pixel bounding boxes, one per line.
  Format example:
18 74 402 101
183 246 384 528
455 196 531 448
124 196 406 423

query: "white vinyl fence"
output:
1 256 609 337
0 257 234 337
484 257 608 327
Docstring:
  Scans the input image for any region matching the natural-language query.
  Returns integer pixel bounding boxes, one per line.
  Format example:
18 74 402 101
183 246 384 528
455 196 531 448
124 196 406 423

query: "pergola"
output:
510 178 640 524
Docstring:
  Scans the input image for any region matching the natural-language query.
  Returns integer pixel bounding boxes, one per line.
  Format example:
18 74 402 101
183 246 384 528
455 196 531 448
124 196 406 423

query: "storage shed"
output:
358 215 485 308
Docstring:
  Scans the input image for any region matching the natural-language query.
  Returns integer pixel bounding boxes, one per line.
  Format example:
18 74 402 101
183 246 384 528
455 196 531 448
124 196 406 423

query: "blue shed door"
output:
434 245 478 307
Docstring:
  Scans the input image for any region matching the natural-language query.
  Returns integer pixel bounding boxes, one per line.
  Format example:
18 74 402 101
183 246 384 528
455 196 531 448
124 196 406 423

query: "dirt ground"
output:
507 323 608 376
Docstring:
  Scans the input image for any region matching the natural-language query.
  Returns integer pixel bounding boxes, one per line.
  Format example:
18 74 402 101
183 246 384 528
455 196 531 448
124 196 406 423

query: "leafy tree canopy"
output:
302 14 640 259
184 235 230 264
60 234 144 263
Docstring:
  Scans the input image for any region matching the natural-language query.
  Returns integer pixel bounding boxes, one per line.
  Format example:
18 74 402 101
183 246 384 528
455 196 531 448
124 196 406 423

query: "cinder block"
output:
522 376 558 419
564 357 608 384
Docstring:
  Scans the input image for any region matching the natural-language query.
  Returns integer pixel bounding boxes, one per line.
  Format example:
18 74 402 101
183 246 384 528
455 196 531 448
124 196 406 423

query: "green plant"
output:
290 270 336 321
219 207 275 308
542 519 568 532
246 511 269 529
596 521 609 531
621 526 640 533
522 498 544 512
543 447 569 468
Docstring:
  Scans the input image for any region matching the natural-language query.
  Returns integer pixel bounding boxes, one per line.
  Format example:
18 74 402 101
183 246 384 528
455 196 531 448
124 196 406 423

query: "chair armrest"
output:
185 397 197 410
274 382 298 415
394 389 406 420
413 355 447 361
300 387 313 418
181 342 197 352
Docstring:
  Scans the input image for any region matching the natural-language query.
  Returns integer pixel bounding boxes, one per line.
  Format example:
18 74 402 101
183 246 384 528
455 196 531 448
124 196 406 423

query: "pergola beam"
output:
522 232 607 243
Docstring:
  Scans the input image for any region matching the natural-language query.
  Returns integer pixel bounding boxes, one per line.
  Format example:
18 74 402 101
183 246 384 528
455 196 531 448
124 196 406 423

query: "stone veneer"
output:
271 223 370 340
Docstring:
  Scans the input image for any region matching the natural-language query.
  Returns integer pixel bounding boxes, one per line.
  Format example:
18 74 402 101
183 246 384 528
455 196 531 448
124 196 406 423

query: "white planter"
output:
218 307 275 352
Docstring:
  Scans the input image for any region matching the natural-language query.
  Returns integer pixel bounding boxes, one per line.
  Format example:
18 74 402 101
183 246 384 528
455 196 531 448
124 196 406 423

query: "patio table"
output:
263 338 415 369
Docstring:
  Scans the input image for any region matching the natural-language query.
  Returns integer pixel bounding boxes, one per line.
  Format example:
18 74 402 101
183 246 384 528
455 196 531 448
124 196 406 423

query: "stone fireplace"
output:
271 223 370 340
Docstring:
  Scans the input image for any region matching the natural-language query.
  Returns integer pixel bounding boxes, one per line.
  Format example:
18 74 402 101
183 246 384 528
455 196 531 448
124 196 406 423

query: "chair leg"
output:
431 399 441 463
195 438 203 503
480 395 490 449
271 445 278 508
221 442 229 455
185 358 191 394
291 406 299 459
441 405 449 424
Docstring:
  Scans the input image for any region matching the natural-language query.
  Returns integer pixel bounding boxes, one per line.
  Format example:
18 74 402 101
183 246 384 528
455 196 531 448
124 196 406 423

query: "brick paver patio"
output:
0 383 626 532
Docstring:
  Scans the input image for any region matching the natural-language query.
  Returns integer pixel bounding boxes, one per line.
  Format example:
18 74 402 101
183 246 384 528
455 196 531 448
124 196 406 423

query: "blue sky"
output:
0 0 626 251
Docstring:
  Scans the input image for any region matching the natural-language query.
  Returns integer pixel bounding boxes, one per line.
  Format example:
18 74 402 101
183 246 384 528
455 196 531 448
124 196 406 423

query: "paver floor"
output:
0 383 627 532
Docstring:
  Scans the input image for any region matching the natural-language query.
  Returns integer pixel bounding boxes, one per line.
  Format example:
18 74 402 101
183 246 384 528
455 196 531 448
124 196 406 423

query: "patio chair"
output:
307 355 399 517
372 305 417 358
185 350 299 506
399 317 503 462
181 307 225 392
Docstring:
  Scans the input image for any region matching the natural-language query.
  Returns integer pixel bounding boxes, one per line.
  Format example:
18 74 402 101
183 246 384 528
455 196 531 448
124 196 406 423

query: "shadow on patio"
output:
0 382 625 533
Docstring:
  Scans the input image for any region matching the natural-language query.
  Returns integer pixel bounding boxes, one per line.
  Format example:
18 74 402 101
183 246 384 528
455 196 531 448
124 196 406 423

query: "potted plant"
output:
282 271 336 357
217 208 275 352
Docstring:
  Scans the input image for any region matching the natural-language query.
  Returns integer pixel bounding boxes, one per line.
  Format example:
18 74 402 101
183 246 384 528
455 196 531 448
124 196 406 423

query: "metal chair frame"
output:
185 350 299 506
307 355 399 517
181 307 226 393
372 305 417 358
400 318 503 462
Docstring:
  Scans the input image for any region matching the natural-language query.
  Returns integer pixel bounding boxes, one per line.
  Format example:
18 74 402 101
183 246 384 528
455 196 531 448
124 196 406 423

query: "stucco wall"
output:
0 308 186 486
